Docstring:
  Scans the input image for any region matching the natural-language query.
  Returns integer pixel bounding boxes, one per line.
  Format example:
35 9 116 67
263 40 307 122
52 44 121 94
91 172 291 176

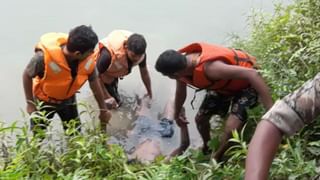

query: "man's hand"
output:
26 103 36 115
145 92 152 99
105 97 119 109
175 108 189 127
165 118 190 163
142 93 152 108
171 146 188 156
164 145 188 163
143 93 151 99
99 110 111 132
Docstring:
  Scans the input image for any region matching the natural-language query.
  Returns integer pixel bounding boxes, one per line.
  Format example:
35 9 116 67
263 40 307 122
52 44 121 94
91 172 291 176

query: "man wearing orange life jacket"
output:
96 30 152 108
22 25 110 136
155 42 273 161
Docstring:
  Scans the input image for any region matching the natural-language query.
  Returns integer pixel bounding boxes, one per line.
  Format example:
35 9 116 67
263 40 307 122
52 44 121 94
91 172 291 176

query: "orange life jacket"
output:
33 32 96 102
98 30 133 83
178 42 256 95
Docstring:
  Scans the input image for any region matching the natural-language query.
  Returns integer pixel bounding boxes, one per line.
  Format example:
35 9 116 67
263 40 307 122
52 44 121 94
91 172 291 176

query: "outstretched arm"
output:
174 80 188 125
139 66 152 98
89 73 111 131
23 51 45 114
205 61 273 110
168 80 190 157
161 98 175 120
23 68 36 114
96 48 118 108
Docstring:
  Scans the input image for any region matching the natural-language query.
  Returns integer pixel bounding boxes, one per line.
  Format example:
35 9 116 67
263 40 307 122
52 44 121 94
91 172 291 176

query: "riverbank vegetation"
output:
1 0 320 179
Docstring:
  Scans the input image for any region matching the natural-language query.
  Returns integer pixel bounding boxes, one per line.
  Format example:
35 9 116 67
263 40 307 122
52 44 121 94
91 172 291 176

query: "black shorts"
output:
197 87 258 122
31 96 80 131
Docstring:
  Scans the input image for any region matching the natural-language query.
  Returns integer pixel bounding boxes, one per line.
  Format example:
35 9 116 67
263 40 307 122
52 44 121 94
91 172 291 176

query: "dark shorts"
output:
197 87 258 122
31 96 80 132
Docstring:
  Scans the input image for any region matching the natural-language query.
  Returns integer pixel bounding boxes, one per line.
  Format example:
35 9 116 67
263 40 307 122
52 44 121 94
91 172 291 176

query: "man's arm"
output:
22 51 45 114
95 48 118 108
167 81 190 159
88 72 111 130
139 65 152 98
23 69 36 114
174 80 188 125
204 61 273 110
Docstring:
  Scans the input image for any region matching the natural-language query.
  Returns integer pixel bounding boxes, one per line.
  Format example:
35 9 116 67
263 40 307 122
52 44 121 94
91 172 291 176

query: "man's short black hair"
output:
67 25 98 54
127 33 147 55
155 50 187 75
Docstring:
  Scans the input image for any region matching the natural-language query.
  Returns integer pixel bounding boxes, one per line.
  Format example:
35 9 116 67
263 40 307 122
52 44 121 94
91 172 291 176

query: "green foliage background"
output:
233 0 320 99
1 0 320 179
